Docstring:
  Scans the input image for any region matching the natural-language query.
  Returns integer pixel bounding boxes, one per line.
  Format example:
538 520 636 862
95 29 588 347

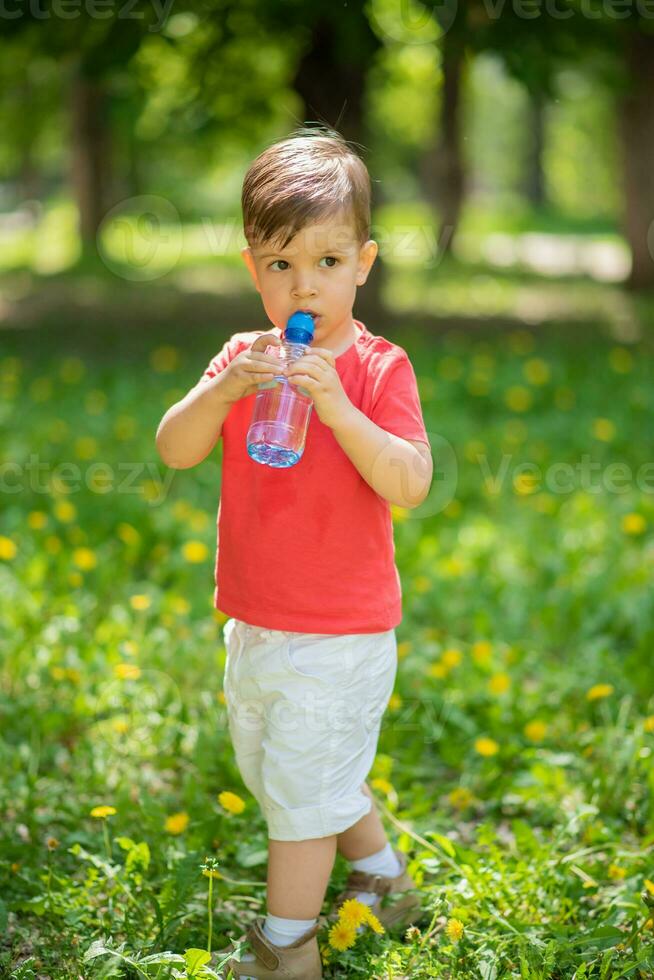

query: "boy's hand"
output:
217 333 284 403
283 348 352 429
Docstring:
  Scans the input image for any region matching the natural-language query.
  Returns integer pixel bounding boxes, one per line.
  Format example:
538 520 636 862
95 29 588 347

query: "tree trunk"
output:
420 36 466 256
70 69 112 250
618 32 654 291
524 90 546 208
291 16 368 145
291 13 385 314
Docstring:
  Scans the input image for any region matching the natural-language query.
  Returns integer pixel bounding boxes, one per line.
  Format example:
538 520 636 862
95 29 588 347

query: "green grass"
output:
1 263 654 978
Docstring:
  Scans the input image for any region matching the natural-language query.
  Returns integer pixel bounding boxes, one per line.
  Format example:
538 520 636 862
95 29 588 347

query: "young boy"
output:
156 126 432 979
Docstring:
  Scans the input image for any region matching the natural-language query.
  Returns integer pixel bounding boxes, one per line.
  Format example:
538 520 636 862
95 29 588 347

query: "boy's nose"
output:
291 281 317 298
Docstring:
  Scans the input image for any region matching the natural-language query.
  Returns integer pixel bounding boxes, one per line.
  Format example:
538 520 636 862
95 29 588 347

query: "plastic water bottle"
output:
246 311 316 468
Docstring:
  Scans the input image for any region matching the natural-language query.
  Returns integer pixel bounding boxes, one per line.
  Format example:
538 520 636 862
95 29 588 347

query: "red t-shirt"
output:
197 319 429 633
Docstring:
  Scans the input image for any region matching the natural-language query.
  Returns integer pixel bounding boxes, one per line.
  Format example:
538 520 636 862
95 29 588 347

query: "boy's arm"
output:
330 406 433 509
155 375 234 470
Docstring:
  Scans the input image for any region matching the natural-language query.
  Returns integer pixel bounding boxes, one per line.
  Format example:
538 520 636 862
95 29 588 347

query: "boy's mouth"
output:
295 309 321 322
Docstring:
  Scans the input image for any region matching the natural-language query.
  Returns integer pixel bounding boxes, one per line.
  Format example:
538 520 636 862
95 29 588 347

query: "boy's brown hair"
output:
241 125 372 253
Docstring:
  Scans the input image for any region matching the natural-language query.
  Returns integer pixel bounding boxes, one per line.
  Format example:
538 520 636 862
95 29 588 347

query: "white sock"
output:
239 914 318 976
351 842 402 909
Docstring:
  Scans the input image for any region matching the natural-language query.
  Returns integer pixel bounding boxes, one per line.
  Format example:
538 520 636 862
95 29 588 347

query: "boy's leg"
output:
267 834 337 918
336 782 388 860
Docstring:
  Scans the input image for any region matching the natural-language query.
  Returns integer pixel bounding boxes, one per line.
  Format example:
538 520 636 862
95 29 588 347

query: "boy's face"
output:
241 211 378 345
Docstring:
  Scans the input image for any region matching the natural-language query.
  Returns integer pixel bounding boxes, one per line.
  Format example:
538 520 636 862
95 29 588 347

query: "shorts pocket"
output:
284 633 353 682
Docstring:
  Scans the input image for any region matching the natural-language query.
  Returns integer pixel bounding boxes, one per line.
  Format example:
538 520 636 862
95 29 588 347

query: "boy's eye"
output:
268 256 339 270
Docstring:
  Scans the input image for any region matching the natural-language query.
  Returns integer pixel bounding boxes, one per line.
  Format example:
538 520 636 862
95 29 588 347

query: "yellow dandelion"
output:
218 791 245 815
397 640 412 660
513 472 539 495
524 720 548 742
361 906 385 934
46 836 59 850
202 867 221 879
337 898 369 929
488 672 511 695
504 386 532 412
130 594 151 611
171 596 191 615
608 346 633 374
388 693 402 711
114 415 136 440
586 683 614 702
66 667 81 684
474 737 499 757
150 345 180 373
370 777 394 795
45 535 61 554
53 499 76 523
164 812 189 835
444 499 462 517
592 417 616 442
428 662 449 679
644 879 654 895
117 523 140 546
523 358 550 385
508 329 534 354
50 666 66 680
445 917 464 941
74 437 98 460
328 920 357 951
72 547 97 571
68 571 83 588
412 575 431 594
472 640 492 666
114 663 141 680
90 805 116 819
438 355 463 380
28 511 47 530
608 864 626 880
643 716 654 733
448 787 474 810
441 648 462 668
182 540 209 563
391 505 409 523
0 536 17 560
622 513 646 535
10 862 20 874
60 357 85 383
217 690 227 706
112 718 129 734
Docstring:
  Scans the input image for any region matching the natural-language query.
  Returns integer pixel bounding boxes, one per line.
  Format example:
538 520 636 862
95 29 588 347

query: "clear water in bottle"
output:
246 312 316 468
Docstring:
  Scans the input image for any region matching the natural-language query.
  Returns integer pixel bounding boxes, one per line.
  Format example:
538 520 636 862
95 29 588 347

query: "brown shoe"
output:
325 848 422 932
213 916 323 979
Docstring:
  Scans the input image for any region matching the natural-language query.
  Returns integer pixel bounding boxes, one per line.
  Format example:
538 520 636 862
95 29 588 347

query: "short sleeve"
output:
195 333 250 386
369 351 430 446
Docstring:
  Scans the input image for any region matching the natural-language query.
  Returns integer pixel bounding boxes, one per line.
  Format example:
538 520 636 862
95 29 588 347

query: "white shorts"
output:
221 617 398 841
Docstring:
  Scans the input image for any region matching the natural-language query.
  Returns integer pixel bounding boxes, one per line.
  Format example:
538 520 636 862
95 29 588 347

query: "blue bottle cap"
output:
284 311 316 346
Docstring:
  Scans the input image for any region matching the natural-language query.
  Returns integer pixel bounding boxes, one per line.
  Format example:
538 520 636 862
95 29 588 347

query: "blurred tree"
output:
466 0 654 289
524 91 546 208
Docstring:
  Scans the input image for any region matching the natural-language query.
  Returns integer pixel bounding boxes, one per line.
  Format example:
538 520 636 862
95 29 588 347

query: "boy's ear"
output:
241 246 261 293
356 240 378 286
